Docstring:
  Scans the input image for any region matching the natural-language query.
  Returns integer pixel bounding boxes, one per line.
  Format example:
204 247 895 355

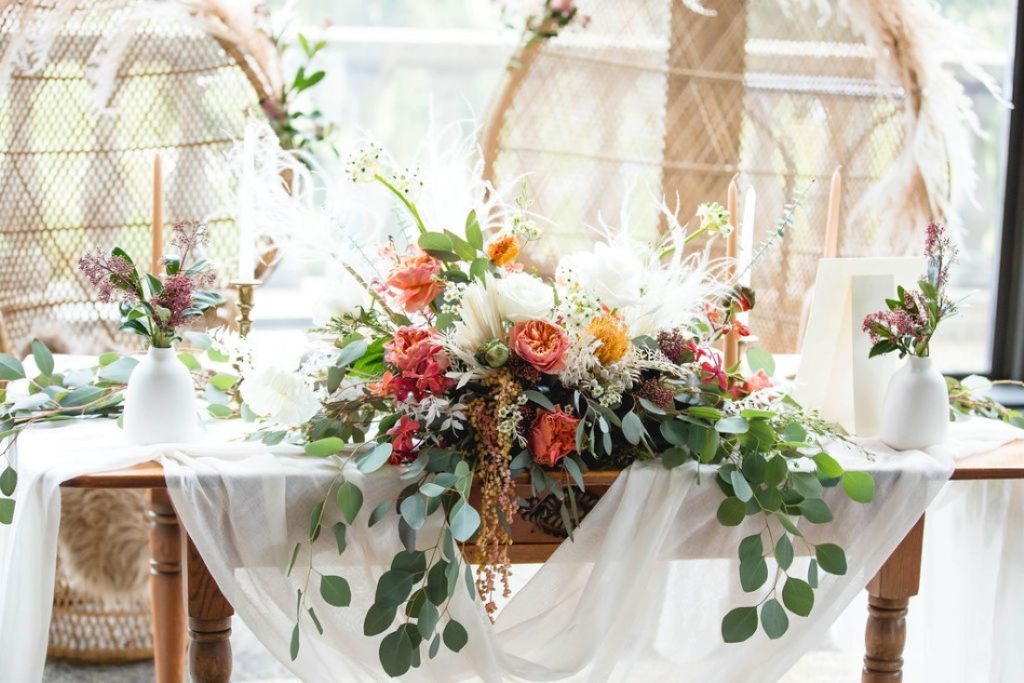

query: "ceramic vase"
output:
122 346 199 445
879 355 949 451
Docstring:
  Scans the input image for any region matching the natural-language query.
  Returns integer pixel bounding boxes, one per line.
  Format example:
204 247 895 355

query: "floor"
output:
42 616 859 683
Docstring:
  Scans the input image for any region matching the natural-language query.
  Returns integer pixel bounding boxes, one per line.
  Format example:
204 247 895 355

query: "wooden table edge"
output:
59 439 1024 490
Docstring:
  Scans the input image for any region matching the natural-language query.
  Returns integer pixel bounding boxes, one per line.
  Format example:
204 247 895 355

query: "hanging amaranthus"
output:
467 369 524 616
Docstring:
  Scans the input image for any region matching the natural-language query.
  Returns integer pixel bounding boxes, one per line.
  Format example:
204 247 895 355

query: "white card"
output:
793 257 924 435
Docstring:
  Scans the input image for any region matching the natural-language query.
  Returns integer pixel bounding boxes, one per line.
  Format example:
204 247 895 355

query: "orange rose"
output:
529 408 580 467
486 234 520 267
386 251 443 312
385 326 436 372
510 320 569 374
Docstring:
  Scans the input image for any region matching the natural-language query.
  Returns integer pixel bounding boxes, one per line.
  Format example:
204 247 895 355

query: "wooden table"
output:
61 439 1024 683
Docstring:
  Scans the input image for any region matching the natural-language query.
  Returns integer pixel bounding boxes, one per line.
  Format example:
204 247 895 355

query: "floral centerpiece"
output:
241 146 878 677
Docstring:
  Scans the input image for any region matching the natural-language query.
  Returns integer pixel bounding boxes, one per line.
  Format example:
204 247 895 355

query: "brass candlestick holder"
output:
229 278 261 409
230 278 262 339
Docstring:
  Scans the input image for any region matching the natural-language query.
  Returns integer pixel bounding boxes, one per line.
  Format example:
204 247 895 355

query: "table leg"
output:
863 515 925 681
148 488 186 683
187 536 234 683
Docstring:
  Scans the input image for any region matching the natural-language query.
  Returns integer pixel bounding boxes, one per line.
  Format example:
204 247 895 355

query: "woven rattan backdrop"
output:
485 0 913 353
0 0 256 356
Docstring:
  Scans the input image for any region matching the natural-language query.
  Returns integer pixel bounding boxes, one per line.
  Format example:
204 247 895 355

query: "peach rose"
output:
385 326 436 372
529 408 580 467
386 251 443 312
510 320 570 375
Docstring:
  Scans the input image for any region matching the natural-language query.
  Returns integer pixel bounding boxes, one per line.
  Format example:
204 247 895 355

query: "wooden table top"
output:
61 439 1024 489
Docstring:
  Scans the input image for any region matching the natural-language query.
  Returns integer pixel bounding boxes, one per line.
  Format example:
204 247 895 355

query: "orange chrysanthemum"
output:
486 234 520 267
587 313 630 365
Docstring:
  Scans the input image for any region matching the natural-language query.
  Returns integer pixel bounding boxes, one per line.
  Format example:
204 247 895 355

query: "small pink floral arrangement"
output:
78 221 224 348
862 223 959 358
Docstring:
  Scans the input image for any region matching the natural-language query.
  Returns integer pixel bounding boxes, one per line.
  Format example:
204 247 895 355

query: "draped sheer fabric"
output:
1 418 1021 681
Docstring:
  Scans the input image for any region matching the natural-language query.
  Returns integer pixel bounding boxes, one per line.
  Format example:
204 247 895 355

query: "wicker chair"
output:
481 0 973 354
0 0 265 663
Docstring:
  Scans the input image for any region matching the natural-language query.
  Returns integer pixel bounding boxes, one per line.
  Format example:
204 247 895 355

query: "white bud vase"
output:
879 356 949 451
122 346 200 445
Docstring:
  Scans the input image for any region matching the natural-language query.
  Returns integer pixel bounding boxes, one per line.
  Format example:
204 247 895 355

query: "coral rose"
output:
486 234 520 267
510 320 570 375
529 408 580 467
385 326 436 372
376 326 452 400
386 250 443 312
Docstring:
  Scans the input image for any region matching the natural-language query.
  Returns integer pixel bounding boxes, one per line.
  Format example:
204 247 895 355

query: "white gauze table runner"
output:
1 418 1021 682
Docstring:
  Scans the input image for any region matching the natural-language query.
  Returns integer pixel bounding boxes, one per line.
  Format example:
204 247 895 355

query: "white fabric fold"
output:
0 418 1020 682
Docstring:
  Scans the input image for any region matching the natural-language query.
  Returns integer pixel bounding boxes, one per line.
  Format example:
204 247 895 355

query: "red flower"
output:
387 416 421 464
528 408 580 467
704 302 721 325
699 353 728 390
732 320 751 338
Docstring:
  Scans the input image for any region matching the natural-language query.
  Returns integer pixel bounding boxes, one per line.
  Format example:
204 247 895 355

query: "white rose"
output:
557 239 647 309
495 272 554 322
241 356 320 428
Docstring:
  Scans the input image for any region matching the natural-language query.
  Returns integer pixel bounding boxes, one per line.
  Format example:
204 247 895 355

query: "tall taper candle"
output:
151 154 163 275
824 166 842 258
724 176 740 369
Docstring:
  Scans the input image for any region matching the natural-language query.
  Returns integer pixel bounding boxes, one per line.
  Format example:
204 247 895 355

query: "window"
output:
256 1 1019 379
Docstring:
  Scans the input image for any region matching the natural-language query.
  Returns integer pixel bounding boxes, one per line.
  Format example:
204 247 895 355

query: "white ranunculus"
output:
557 238 648 309
241 357 320 428
495 272 554 322
309 268 370 325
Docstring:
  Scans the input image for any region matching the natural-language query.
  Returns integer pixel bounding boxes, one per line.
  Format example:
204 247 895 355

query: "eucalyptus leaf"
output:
716 496 746 526
364 603 397 636
715 416 749 434
841 471 875 503
400 494 427 530
320 574 352 607
336 481 363 524
358 443 393 473
621 410 644 445
721 606 758 643
760 598 789 639
31 339 54 376
775 534 794 571
782 577 814 616
524 390 555 412
0 354 25 380
449 500 480 542
290 624 300 661
379 628 413 677
815 543 847 575
443 619 468 653
0 467 16 496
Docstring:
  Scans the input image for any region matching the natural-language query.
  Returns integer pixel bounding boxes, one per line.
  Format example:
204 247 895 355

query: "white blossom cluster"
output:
344 142 384 182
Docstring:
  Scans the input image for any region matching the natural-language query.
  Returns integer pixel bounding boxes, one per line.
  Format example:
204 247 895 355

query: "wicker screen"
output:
485 0 910 353
0 0 256 356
